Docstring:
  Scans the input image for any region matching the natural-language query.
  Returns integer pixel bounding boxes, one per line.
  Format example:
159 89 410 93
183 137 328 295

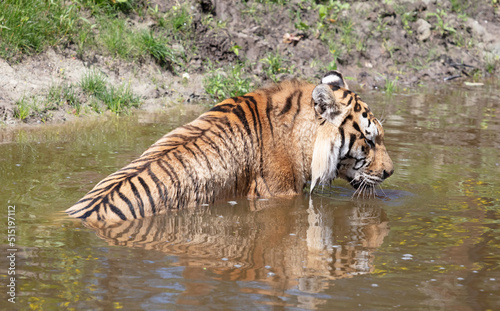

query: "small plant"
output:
383 76 399 95
317 1 350 23
14 97 31 120
46 82 81 112
204 64 254 101
155 3 194 40
292 9 309 32
98 17 136 59
166 4 191 33
400 11 417 35
142 32 170 64
100 82 141 114
230 45 242 57
450 0 468 13
426 9 456 37
80 69 107 97
485 55 498 74
62 84 81 112
260 50 294 82
340 19 355 52
326 60 338 71
76 18 97 58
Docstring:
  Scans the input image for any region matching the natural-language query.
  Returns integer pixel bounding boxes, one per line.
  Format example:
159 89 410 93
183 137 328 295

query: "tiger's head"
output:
310 71 393 196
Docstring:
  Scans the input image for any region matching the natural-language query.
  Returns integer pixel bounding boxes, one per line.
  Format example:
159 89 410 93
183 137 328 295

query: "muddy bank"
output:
1 0 499 126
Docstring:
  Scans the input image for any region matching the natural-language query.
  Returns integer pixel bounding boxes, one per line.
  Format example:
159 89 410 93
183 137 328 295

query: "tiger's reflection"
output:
84 196 389 294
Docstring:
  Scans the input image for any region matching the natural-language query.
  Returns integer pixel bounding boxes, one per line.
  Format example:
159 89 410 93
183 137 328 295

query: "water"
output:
1 82 499 310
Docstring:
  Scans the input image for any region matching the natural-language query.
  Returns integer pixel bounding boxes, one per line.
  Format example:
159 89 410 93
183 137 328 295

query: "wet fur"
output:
66 72 393 224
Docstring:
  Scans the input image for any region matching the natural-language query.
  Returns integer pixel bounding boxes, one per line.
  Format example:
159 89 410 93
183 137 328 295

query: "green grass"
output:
0 0 188 70
0 0 145 62
99 83 141 114
45 83 81 114
80 69 141 114
141 31 182 70
11 70 142 120
203 64 254 101
80 69 108 97
14 97 31 120
383 76 399 95
260 50 295 82
426 9 456 37
0 0 81 61
97 17 137 59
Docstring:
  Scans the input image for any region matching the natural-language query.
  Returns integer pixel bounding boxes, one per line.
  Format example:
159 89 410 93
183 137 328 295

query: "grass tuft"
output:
204 64 254 101
14 97 31 120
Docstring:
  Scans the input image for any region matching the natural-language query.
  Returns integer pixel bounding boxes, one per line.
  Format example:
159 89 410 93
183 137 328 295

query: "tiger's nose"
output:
382 169 394 180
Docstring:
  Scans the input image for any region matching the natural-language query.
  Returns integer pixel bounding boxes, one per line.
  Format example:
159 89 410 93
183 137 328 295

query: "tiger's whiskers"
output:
351 175 379 199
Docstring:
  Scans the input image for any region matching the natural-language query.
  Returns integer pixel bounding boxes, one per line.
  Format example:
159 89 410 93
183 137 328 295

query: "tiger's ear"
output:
312 83 350 126
321 70 349 90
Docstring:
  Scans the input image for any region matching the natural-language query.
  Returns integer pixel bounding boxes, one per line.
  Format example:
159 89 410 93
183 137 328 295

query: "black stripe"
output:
349 133 356 151
327 83 340 91
339 127 345 153
128 181 144 218
213 123 237 156
169 133 192 140
69 196 99 215
244 99 261 150
266 96 274 139
340 114 353 127
87 181 118 196
279 91 296 116
353 121 362 133
209 104 233 113
109 202 127 220
199 135 227 166
137 176 155 214
147 168 163 214
207 128 236 164
233 105 252 137
212 122 241 167
291 91 302 125
183 124 205 134
173 151 191 177
184 144 207 168
354 102 361 112
183 145 200 164
243 96 263 150
157 159 179 186
347 96 353 106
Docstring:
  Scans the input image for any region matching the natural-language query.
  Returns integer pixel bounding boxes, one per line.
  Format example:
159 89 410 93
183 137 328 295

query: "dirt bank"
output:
1 0 499 126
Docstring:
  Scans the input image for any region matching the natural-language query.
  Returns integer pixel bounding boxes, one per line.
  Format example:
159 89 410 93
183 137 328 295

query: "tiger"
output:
65 71 393 224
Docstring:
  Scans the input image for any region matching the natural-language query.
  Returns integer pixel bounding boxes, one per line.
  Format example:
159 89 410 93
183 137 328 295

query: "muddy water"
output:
1 82 499 310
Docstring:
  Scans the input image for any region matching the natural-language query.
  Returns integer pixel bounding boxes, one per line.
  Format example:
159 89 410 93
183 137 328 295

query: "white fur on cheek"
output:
310 122 341 193
360 115 379 141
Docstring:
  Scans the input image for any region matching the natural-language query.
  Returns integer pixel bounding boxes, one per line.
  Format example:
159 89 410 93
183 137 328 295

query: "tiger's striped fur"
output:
66 71 393 224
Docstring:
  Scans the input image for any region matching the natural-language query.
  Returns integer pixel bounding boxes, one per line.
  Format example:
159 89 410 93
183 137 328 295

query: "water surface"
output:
1 82 499 310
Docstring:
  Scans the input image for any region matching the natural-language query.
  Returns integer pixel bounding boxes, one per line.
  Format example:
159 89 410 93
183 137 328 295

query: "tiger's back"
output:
67 80 319 223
